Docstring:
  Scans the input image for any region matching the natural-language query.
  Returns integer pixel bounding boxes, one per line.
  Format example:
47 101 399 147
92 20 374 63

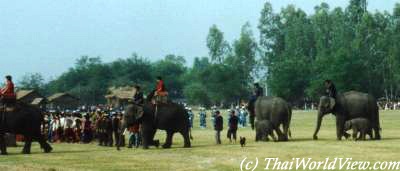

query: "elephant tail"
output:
287 105 292 138
189 128 193 140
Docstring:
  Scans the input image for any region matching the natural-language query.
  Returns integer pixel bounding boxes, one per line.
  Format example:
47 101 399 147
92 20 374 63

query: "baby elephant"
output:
255 120 277 142
344 118 372 141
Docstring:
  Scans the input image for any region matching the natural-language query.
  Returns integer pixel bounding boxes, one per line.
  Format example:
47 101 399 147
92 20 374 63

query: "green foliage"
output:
24 1 400 105
259 1 400 103
18 73 46 94
152 55 187 99
206 25 230 64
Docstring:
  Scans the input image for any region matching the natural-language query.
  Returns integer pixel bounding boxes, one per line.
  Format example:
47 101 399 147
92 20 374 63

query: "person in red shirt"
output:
155 76 165 96
0 75 16 105
152 76 168 104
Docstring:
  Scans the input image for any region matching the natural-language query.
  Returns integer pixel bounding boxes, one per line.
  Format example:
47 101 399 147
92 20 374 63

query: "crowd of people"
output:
38 104 251 147
40 106 143 148
378 101 400 110
41 107 126 146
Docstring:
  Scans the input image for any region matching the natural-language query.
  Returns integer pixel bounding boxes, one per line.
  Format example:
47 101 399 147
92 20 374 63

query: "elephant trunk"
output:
249 115 255 130
313 111 323 140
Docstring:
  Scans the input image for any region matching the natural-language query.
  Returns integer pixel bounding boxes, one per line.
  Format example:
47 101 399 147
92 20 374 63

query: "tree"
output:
109 53 153 91
260 4 315 103
206 25 230 64
152 55 187 99
230 22 258 81
18 73 45 93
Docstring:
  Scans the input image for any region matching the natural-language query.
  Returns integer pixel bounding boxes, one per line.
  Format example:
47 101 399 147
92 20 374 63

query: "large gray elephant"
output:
0 103 52 155
313 91 381 140
253 96 292 141
117 101 191 150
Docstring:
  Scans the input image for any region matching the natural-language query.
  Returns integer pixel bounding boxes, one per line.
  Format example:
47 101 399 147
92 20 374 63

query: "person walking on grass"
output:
227 110 239 143
214 111 223 144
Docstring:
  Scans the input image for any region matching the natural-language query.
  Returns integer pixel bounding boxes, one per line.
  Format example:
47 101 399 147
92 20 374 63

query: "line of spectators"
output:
40 105 141 148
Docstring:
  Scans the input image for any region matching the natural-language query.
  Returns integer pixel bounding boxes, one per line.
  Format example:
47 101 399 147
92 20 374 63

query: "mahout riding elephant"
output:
313 91 381 140
0 103 52 154
117 101 191 150
253 96 292 141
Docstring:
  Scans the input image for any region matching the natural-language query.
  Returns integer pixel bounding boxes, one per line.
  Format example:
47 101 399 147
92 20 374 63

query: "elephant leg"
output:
282 126 289 141
141 125 154 149
336 118 345 140
162 131 173 149
275 128 285 141
373 126 381 140
361 131 366 141
249 115 255 130
181 130 191 148
0 134 7 155
367 129 373 140
282 124 289 140
36 134 53 153
148 139 160 148
352 130 358 141
23 136 32 154
269 131 277 142
344 132 351 139
265 136 269 142
149 129 159 148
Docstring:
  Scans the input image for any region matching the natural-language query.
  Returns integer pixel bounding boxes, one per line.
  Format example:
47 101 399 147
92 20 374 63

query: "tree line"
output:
260 0 400 104
17 0 400 106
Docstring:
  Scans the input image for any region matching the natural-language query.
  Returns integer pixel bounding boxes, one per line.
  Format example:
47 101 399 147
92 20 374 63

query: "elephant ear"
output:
126 105 144 120
329 97 336 110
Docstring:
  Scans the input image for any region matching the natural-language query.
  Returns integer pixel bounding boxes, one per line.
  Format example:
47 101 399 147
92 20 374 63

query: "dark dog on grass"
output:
240 137 246 147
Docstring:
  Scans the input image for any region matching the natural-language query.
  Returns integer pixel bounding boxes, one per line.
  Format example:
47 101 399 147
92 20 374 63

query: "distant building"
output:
17 90 44 103
47 93 80 110
16 90 47 109
105 86 136 108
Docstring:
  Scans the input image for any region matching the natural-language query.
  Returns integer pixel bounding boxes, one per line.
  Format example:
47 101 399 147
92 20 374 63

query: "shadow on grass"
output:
371 137 400 141
51 148 110 154
1 148 112 156
289 138 314 142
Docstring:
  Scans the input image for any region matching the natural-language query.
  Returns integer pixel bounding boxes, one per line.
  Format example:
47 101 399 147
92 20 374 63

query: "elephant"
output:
313 91 381 140
253 96 292 141
0 103 53 155
255 120 276 142
117 102 192 150
344 117 372 141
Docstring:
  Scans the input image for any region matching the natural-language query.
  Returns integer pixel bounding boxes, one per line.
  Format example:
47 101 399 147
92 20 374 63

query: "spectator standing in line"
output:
214 111 223 145
227 110 239 143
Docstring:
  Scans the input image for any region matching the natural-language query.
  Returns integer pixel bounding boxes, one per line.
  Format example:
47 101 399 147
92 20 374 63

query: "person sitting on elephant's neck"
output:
0 75 16 106
324 80 337 99
133 85 144 105
214 111 223 145
153 76 168 104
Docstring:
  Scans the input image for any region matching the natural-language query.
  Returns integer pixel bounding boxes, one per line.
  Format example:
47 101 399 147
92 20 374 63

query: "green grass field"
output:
0 110 399 171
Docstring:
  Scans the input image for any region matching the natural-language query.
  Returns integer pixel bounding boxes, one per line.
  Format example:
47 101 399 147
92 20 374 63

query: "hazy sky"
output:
0 0 398 82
